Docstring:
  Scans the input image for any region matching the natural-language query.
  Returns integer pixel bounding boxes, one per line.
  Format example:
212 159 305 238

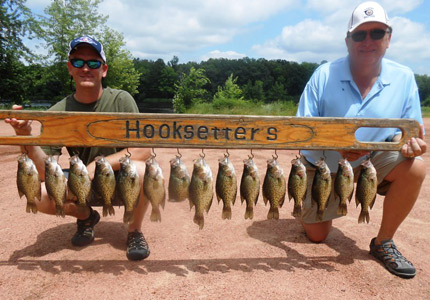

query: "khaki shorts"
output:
300 151 422 224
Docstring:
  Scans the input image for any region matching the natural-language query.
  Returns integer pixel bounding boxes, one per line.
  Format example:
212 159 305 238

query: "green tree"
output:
100 28 139 95
173 67 210 113
0 0 38 103
213 74 243 101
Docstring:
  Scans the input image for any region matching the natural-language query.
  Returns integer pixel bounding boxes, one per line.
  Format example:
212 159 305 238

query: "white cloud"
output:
200 50 246 61
99 0 298 59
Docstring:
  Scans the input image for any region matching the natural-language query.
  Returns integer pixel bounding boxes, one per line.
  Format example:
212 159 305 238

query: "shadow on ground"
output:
2 219 370 277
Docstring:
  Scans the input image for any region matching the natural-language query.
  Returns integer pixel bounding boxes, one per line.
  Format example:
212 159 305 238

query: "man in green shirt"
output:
6 36 151 261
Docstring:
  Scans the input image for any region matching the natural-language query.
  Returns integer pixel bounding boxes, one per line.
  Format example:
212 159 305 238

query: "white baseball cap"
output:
347 1 390 33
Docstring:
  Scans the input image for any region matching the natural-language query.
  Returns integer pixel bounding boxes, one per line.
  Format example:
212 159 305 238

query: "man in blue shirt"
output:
297 1 426 278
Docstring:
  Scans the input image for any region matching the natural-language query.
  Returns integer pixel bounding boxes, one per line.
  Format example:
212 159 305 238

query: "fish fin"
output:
18 189 24 198
280 194 286 208
337 202 347 216
55 205 65 218
188 198 194 210
222 206 232 220
26 202 37 214
216 194 221 204
123 210 134 224
292 205 302 218
369 194 377 210
358 210 369 224
263 196 268 205
288 191 293 202
245 206 254 220
193 212 204 230
267 207 279 220
355 195 360 207
316 210 324 222
206 196 213 213
103 205 115 217
232 191 237 206
150 206 162 222
240 195 245 204
348 191 353 203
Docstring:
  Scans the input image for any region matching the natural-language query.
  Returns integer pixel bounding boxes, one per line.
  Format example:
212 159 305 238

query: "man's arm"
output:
4 105 48 180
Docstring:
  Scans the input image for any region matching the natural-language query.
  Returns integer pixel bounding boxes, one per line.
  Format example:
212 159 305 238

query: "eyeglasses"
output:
348 29 390 42
70 59 103 69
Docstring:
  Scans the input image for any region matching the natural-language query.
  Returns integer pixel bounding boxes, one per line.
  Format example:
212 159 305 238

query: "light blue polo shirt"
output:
297 56 423 171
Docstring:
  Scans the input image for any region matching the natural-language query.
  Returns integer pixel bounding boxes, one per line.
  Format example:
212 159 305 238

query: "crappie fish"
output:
17 153 41 213
68 155 91 215
116 156 141 224
45 155 67 217
92 156 116 217
288 156 307 218
311 158 332 222
355 157 377 224
216 155 237 220
334 157 354 216
189 156 213 229
168 155 190 202
240 156 260 220
143 156 166 222
262 158 286 220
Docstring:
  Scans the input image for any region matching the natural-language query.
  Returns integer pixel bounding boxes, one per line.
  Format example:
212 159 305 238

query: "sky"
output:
26 0 430 75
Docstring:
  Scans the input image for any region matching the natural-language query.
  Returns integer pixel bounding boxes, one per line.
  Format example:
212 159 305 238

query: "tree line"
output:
2 0 430 111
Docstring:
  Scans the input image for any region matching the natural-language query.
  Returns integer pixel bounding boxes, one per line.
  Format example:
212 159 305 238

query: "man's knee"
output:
301 220 332 243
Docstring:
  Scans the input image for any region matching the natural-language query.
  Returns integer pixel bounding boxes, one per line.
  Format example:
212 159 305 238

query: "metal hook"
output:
224 149 230 158
176 148 182 158
272 149 279 160
200 149 205 158
248 149 254 159
22 145 29 154
125 148 131 158
151 148 156 158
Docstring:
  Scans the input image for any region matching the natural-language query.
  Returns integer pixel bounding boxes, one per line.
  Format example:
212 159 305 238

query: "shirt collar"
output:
341 56 390 86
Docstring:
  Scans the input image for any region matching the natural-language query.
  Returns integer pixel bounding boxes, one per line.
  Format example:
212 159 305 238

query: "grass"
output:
185 100 298 116
421 106 430 118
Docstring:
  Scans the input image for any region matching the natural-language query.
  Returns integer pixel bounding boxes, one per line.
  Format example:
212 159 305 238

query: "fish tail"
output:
222 206 232 220
55 205 65 218
150 206 162 222
358 210 370 224
267 207 279 220
26 202 37 214
337 202 348 216
316 209 324 222
123 210 135 224
244 206 254 220
193 211 204 230
292 205 302 218
103 204 115 217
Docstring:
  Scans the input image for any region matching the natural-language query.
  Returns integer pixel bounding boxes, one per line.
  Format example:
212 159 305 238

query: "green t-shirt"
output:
43 87 139 166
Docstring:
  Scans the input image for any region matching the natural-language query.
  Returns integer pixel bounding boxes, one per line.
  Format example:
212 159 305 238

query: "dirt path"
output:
0 119 429 299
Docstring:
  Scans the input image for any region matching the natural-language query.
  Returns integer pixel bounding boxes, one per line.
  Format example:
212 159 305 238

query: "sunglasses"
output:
348 29 390 42
70 59 103 69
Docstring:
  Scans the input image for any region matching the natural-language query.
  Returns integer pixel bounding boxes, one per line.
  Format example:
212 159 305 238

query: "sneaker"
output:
71 209 100 247
369 237 416 278
126 230 150 261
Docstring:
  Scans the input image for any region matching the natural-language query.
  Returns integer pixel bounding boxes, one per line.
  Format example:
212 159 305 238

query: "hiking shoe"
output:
126 230 150 261
369 237 416 278
71 209 100 247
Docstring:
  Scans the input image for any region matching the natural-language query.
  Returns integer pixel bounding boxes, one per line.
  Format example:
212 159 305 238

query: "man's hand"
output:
401 125 427 158
338 150 371 161
4 105 33 135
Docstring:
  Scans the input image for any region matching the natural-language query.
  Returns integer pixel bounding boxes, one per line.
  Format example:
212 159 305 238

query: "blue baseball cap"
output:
68 36 106 62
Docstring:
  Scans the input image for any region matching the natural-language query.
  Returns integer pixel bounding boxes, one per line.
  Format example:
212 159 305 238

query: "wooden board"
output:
0 110 420 150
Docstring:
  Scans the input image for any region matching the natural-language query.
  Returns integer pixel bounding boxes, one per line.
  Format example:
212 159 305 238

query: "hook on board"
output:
248 149 254 159
199 149 205 158
176 148 182 158
151 148 156 158
272 149 279 160
125 148 131 158
224 149 230 158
